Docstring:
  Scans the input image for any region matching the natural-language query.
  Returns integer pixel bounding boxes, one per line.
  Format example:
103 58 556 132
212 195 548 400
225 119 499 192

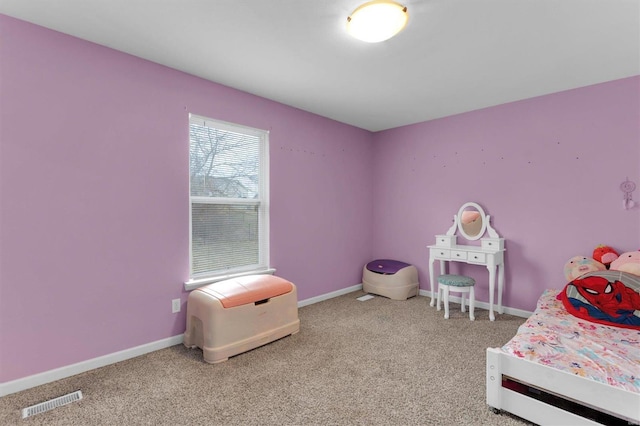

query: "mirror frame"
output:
457 202 487 241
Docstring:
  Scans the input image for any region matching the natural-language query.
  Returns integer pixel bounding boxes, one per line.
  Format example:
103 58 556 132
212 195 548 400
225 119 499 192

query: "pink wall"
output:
372 76 640 311
0 15 374 383
1 13 638 386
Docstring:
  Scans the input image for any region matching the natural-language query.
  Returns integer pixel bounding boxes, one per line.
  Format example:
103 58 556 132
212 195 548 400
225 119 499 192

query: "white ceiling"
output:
1 0 639 131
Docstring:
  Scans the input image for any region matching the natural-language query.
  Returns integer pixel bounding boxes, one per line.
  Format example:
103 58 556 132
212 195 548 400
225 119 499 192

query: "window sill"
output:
184 268 276 291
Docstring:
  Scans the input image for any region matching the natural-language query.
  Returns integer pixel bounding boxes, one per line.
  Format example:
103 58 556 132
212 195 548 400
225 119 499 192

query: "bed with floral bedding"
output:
486 279 640 425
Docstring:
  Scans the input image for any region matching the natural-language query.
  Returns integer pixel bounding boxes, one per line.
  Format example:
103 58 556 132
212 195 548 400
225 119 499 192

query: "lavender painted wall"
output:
0 15 374 383
372 76 640 311
1 13 638 387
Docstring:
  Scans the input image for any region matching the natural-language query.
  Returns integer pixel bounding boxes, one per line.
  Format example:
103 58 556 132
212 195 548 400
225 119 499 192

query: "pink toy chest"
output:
184 275 300 363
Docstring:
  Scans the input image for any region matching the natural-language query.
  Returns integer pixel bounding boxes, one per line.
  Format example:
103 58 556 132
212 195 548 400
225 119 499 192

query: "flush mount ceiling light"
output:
346 0 409 43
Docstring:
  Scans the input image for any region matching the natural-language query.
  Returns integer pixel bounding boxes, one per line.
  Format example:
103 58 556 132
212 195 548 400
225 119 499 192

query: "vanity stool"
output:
437 274 475 320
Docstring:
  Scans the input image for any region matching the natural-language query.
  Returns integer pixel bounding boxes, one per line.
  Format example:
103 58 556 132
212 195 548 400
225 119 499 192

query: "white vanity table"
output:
428 202 505 321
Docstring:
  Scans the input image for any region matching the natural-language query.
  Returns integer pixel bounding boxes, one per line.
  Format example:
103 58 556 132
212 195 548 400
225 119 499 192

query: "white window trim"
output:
185 114 270 290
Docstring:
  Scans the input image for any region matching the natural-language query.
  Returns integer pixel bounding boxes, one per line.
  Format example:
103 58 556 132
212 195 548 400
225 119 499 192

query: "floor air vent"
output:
22 390 83 419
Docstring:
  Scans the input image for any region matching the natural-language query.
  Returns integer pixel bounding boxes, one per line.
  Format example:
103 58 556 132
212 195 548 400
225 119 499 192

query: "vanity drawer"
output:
432 248 450 259
481 238 505 250
435 235 456 247
467 252 486 263
450 250 467 260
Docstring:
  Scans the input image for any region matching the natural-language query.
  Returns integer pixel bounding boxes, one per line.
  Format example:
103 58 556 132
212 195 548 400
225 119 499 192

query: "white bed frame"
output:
486 348 640 425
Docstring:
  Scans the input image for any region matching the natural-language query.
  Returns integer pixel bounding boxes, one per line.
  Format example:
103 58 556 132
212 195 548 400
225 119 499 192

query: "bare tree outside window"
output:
189 124 259 199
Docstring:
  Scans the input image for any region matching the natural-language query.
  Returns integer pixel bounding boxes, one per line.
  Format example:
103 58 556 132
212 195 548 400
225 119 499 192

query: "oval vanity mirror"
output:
457 202 487 240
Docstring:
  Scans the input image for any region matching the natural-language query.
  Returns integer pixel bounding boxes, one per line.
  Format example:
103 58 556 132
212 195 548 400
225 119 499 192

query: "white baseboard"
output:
0 285 364 398
0 284 528 398
300 286 532 317
297 284 363 308
0 334 184 397
418 289 532 318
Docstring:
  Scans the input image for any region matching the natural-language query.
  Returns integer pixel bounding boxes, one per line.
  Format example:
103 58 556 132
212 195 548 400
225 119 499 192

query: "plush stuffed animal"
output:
563 256 606 281
592 244 619 269
562 273 640 329
610 251 640 276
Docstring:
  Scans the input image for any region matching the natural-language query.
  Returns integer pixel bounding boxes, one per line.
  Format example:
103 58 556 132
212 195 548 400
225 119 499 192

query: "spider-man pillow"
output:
559 270 640 330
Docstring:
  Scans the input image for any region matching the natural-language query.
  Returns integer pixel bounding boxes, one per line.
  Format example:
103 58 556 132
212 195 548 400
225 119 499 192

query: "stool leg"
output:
443 286 450 319
461 291 466 313
469 287 475 321
437 284 442 311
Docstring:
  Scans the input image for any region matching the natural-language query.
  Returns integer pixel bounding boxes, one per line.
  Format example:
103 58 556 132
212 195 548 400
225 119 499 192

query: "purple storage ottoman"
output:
362 259 419 300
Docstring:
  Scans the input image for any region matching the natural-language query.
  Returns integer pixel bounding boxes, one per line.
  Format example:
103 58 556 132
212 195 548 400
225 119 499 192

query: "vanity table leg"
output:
497 264 505 314
487 265 496 321
429 257 436 306
439 260 447 275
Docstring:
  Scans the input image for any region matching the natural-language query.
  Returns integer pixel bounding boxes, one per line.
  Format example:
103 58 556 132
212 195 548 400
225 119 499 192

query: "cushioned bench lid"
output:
366 259 410 274
197 275 293 308
437 274 475 286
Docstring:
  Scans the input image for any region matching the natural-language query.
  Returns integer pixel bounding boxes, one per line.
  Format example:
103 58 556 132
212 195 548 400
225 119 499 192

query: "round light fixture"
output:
346 0 409 43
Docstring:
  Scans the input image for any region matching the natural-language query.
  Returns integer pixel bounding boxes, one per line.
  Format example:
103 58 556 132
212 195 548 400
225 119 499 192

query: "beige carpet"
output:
0 291 531 425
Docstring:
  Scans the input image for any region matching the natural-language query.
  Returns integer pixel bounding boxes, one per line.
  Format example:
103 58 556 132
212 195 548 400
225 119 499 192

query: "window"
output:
188 114 269 284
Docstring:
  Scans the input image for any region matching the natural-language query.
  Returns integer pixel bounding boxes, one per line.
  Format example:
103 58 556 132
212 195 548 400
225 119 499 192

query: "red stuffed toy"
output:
592 244 619 269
